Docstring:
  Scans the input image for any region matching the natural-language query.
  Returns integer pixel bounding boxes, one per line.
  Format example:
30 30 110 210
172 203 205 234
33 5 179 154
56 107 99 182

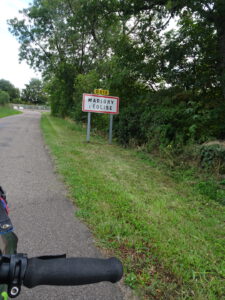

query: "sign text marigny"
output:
82 93 119 114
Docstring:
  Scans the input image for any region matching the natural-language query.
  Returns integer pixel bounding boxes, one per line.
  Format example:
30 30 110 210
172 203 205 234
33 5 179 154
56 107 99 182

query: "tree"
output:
21 78 47 104
0 79 20 101
0 91 10 105
119 0 225 98
8 0 225 145
8 0 123 116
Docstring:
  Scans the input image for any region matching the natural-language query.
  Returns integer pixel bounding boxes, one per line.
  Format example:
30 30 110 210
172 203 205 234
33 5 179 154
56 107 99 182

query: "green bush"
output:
200 143 225 173
71 70 101 123
47 63 76 117
12 98 23 104
47 60 225 153
0 91 10 105
113 88 211 149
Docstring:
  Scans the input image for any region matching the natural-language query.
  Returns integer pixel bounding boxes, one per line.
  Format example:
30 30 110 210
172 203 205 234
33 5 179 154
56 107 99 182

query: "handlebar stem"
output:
0 254 27 298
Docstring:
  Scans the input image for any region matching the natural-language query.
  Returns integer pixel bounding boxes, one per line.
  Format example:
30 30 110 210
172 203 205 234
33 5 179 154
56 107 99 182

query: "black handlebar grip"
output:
23 257 123 288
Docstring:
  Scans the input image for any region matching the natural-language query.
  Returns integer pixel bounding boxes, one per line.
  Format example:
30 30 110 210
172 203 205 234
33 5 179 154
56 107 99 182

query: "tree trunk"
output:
215 1 225 99
217 28 225 99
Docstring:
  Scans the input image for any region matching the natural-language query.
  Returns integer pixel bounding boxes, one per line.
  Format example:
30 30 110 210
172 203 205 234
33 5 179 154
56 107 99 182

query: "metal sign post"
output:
109 114 113 144
86 112 91 142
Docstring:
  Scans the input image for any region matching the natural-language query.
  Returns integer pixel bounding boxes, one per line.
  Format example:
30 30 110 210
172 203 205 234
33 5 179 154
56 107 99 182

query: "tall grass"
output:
0 106 21 118
41 114 225 299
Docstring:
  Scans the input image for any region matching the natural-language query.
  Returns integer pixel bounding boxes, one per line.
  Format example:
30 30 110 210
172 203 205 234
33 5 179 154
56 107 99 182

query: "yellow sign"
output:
94 89 109 96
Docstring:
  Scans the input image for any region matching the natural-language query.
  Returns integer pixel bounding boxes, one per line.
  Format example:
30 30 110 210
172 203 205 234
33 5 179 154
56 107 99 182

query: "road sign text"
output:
82 94 119 114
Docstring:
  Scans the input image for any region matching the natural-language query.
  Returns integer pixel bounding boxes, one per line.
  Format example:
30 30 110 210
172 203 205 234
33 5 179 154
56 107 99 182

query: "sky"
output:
0 0 40 90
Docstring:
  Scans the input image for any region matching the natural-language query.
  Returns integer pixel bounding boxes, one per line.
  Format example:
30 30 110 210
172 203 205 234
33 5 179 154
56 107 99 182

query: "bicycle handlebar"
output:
0 254 123 298
24 256 123 288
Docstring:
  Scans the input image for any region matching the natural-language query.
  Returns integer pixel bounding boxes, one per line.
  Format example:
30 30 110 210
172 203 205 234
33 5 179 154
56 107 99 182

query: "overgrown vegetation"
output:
0 79 20 104
41 114 225 299
8 0 225 151
21 78 48 104
0 77 48 105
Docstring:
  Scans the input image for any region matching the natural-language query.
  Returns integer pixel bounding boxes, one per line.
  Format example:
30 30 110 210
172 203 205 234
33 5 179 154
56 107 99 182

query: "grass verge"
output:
41 114 225 300
0 106 21 118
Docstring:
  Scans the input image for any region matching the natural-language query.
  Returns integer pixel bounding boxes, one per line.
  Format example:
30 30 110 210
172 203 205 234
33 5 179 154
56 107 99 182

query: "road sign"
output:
94 89 109 95
82 94 119 114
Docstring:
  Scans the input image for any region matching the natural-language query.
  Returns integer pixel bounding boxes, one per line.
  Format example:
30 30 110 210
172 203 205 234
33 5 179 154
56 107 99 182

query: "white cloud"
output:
0 0 40 90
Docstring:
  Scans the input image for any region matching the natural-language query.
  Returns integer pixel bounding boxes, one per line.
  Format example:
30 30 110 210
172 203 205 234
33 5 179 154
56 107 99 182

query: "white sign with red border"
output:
82 94 119 114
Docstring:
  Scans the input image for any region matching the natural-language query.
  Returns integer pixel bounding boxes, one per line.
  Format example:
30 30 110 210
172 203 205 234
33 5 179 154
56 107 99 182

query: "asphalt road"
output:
0 111 124 299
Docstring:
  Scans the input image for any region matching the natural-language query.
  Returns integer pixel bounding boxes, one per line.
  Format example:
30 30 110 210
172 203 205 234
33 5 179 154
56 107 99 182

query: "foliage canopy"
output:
0 91 10 105
21 78 47 104
8 0 225 147
0 79 20 102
